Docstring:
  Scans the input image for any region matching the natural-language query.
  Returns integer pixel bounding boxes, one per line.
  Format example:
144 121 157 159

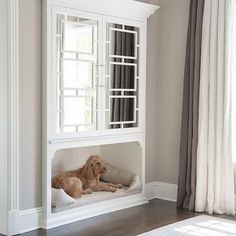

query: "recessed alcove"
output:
43 0 158 228
51 141 143 213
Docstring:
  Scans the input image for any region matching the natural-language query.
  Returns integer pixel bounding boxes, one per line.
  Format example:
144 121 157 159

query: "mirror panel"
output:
55 14 98 134
62 17 97 54
63 97 94 125
110 64 135 90
105 23 140 129
62 60 94 88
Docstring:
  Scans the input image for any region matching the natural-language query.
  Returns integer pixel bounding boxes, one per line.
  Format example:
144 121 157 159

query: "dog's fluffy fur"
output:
52 155 122 198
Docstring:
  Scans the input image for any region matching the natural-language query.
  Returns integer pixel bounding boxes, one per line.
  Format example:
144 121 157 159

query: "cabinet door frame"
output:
101 15 146 136
50 6 103 141
47 7 147 142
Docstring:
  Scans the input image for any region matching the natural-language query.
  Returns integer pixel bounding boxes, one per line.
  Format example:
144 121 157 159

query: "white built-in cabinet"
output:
43 0 158 229
51 7 145 140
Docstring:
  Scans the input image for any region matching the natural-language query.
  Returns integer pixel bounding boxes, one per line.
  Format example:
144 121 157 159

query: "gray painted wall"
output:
153 0 189 184
19 0 42 210
142 0 190 184
19 0 190 210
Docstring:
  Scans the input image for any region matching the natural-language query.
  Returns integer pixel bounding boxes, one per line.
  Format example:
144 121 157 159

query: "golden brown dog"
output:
52 155 122 198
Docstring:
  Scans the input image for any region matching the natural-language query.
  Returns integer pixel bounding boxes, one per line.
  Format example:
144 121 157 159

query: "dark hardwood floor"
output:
0 199 234 236
22 199 199 236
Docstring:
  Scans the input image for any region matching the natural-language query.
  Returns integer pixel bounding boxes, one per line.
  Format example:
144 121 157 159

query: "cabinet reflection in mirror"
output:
56 14 98 134
106 23 140 129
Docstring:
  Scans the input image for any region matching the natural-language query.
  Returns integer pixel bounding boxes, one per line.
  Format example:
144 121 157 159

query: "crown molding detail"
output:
51 0 159 21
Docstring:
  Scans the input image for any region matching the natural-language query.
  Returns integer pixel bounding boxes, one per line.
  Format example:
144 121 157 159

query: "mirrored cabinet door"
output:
104 22 140 130
53 12 100 136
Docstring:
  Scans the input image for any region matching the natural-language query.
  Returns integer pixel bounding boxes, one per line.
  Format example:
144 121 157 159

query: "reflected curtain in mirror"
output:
110 25 135 129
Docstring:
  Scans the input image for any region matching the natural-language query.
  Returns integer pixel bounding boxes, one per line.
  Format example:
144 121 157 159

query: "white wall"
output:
18 0 190 210
145 0 160 182
101 142 142 177
53 146 101 177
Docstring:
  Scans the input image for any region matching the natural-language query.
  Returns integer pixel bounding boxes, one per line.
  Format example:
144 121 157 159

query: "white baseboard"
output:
235 195 236 212
145 181 178 202
16 182 177 234
44 193 147 229
145 182 236 214
17 193 147 234
0 212 7 236
8 210 20 236
19 207 42 234
15 182 236 234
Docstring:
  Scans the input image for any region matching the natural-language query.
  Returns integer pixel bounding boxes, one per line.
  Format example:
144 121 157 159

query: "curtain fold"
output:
177 0 205 210
195 0 235 215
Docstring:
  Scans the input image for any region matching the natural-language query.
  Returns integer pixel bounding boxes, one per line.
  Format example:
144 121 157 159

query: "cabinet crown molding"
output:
50 0 159 21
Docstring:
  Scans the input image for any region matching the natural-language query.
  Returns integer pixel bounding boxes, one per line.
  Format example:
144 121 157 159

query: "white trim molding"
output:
16 182 176 234
0 0 9 234
145 181 178 202
7 0 20 214
19 208 43 234
17 194 146 234
8 182 236 234
235 195 236 213
17 182 177 234
7 0 20 235
0 0 20 235
43 194 147 229
145 182 236 214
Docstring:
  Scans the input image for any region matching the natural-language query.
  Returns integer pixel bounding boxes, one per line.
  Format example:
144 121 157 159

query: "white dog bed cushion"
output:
101 164 134 186
125 175 142 193
51 188 76 208
51 165 142 211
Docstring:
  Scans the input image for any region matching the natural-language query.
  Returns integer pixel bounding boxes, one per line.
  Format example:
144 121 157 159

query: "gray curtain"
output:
177 0 204 210
111 25 135 129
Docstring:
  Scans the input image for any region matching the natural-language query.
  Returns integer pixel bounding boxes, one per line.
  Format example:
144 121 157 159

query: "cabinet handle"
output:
94 85 106 88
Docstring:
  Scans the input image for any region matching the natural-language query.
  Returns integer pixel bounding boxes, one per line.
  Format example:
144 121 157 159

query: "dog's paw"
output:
110 187 117 192
116 184 123 188
84 188 92 194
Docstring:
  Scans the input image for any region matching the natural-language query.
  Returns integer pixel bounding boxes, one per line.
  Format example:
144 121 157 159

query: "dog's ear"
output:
83 158 95 179
94 162 101 175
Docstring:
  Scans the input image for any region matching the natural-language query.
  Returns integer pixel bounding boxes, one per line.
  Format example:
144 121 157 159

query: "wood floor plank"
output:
22 199 197 236
3 199 235 236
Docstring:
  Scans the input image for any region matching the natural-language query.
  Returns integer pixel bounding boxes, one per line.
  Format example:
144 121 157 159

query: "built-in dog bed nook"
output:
51 142 143 213
43 0 157 228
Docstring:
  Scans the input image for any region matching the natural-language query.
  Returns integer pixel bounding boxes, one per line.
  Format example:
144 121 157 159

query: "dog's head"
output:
83 155 107 179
